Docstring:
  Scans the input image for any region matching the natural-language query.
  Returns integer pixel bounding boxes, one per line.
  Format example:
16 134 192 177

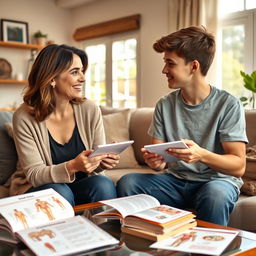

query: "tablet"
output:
89 140 134 158
144 141 188 162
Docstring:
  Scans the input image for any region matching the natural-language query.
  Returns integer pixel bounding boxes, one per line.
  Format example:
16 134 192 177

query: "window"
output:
84 33 138 108
218 0 256 101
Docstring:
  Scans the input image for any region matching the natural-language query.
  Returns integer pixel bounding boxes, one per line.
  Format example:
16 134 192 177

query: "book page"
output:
17 215 119 256
0 189 73 233
95 194 160 218
126 205 195 224
150 227 239 256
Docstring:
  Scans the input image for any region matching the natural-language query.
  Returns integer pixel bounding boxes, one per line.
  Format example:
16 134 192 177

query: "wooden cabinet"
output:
0 41 44 84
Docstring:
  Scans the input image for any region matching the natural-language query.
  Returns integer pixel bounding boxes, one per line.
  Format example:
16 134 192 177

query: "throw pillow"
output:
0 111 17 185
243 145 256 180
241 177 256 196
102 109 140 169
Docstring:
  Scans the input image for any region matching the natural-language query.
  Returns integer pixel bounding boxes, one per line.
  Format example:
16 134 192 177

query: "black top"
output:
49 125 87 180
49 125 85 165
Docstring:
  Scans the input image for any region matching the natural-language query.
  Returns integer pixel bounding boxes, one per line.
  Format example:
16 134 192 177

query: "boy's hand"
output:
141 148 166 171
166 139 206 163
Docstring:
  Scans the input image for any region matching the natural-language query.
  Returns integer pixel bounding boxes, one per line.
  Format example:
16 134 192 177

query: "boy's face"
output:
162 51 193 89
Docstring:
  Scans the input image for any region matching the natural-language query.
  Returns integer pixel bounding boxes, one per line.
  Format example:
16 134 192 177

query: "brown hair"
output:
153 26 215 76
23 44 88 121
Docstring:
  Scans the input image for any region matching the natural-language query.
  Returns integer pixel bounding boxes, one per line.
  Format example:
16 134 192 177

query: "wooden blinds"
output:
73 14 140 41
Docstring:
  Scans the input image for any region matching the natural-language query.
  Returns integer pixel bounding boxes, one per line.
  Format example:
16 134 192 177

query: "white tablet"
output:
89 140 134 158
144 141 188 162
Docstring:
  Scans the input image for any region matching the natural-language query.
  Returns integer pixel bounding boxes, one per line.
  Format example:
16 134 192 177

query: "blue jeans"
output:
27 175 117 206
116 173 239 225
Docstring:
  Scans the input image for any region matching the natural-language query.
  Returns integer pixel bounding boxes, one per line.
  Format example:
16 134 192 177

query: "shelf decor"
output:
0 19 29 44
0 58 12 79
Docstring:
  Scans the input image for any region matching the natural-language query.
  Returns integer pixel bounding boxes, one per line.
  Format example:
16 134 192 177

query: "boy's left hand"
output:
167 139 206 163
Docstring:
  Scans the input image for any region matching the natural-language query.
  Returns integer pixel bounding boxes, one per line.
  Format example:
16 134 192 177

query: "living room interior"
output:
0 0 256 234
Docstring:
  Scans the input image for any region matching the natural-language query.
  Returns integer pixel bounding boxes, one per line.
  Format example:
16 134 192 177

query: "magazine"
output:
0 188 118 256
150 227 239 256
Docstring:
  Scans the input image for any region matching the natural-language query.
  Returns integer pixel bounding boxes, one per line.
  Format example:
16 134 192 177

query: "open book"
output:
0 188 118 256
150 227 240 256
93 194 196 241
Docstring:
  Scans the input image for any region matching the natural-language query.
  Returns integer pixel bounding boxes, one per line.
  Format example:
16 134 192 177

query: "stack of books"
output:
93 194 197 241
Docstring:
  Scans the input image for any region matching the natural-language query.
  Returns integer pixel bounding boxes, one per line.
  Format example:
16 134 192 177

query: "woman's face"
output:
53 53 85 101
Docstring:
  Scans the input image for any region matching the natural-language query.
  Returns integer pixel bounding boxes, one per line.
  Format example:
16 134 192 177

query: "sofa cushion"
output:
129 108 154 164
228 194 256 230
102 109 140 169
0 111 17 185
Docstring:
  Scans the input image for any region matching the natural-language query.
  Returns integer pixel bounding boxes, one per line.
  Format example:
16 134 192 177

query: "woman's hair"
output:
153 26 215 76
23 44 88 121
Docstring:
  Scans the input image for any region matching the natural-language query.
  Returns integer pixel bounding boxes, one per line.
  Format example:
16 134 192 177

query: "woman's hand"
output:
100 154 120 169
66 150 107 175
141 148 166 171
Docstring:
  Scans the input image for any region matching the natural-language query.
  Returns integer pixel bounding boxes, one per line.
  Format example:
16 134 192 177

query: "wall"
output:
0 0 71 108
70 0 170 107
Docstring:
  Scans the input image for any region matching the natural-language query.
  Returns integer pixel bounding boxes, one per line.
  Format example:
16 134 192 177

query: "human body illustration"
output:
28 229 56 241
52 196 65 209
13 209 29 229
35 199 55 220
171 231 197 247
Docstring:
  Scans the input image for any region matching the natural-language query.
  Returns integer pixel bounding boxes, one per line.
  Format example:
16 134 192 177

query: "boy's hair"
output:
153 26 215 76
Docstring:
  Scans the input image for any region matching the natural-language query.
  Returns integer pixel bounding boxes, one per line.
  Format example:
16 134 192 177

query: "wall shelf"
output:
0 41 44 51
0 79 27 85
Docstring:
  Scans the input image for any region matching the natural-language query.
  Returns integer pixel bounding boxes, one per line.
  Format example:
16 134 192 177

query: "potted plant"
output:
240 70 256 109
33 30 47 46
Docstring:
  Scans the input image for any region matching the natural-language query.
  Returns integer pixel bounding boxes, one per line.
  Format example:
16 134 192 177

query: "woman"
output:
11 44 119 206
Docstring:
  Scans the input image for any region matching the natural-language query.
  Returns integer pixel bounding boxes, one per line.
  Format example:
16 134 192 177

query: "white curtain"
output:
168 0 219 86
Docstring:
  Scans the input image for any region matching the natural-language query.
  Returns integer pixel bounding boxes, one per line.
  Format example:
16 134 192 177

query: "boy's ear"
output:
191 60 200 72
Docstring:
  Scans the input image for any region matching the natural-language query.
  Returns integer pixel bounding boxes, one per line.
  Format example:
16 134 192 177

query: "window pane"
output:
222 25 245 97
112 39 137 108
219 0 244 16
85 44 106 106
246 0 256 10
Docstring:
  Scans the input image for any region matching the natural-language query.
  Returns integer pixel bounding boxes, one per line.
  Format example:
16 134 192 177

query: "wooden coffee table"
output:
74 202 256 256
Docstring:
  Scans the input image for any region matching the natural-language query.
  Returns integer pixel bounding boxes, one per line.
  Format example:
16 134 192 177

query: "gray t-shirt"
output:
148 86 248 189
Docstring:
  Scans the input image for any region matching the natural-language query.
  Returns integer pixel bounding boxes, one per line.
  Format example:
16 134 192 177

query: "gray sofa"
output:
0 107 256 231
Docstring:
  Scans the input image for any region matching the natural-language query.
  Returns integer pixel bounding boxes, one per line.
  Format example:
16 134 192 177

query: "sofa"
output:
0 107 256 231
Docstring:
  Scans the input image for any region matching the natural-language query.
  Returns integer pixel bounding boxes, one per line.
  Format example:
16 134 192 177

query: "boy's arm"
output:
168 139 246 178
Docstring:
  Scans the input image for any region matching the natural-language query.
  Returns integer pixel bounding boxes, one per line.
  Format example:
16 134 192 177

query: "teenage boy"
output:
116 26 247 225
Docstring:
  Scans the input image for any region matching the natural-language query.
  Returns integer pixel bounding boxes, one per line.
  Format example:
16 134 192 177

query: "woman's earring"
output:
51 81 56 89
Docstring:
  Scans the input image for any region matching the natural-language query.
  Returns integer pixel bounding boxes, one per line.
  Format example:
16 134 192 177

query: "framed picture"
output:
1 19 28 44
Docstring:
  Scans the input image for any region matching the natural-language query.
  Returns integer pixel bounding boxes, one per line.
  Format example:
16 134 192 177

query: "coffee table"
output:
73 202 256 256
0 202 255 256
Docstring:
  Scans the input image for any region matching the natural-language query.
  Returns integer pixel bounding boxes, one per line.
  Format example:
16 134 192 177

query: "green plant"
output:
33 30 47 38
240 70 256 109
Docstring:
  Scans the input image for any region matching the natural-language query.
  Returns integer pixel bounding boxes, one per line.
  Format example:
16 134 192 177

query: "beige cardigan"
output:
10 99 106 196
